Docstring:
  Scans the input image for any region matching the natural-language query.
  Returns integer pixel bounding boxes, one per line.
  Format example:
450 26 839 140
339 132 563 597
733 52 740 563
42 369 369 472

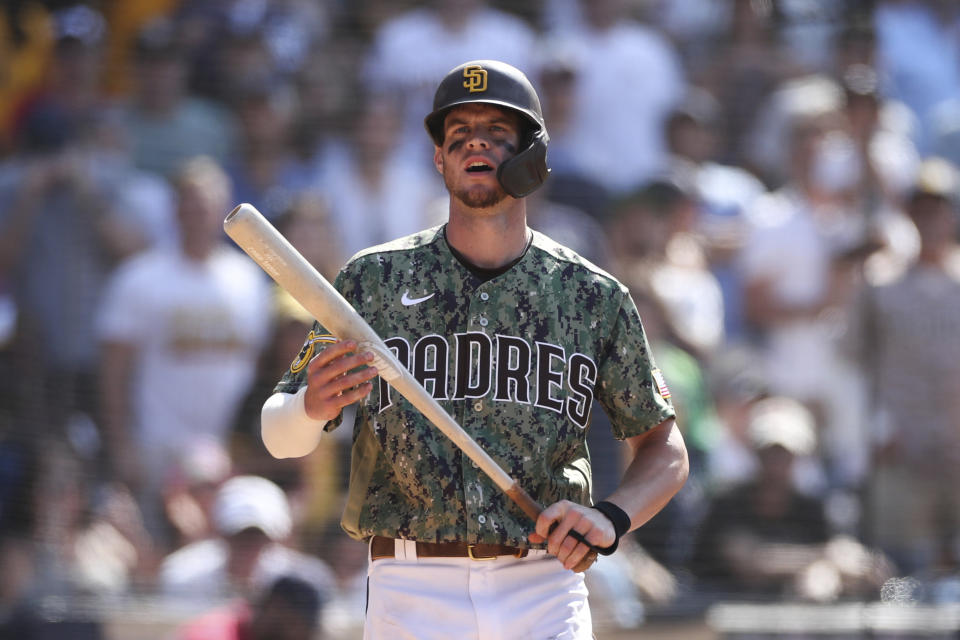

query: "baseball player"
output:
260 60 688 639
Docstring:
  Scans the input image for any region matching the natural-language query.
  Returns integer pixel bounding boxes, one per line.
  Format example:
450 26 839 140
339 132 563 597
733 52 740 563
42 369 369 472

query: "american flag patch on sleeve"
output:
652 369 671 400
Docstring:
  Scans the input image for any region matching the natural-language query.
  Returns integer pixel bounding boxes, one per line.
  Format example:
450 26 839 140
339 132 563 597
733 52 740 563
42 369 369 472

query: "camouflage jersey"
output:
274 225 675 548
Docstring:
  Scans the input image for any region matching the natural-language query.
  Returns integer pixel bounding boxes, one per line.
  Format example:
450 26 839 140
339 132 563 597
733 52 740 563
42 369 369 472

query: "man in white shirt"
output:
549 0 685 194
98 157 271 527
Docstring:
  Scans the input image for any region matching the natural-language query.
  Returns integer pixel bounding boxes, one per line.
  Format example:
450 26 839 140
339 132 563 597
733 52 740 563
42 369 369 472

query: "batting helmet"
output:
425 60 550 198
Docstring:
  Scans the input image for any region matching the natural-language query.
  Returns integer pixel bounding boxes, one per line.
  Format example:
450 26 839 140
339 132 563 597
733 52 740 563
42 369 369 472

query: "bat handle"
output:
506 483 544 523
506 483 600 552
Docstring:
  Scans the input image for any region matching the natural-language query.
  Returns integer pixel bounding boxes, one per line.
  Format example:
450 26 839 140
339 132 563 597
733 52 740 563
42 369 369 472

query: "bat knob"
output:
571 549 599 573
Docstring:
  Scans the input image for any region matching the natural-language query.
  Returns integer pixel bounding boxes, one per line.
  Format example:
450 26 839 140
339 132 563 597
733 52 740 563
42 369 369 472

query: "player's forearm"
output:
261 388 329 459
606 418 688 532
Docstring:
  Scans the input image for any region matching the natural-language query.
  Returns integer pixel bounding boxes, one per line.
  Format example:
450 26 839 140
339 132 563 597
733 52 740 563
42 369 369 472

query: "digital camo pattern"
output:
275 225 675 547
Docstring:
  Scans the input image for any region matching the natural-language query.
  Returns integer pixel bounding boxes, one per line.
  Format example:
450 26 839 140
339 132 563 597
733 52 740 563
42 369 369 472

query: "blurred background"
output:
2 0 960 638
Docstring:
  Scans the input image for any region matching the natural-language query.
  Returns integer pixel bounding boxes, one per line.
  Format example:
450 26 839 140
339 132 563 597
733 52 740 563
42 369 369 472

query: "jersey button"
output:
473 400 483 411
479 317 488 327
480 292 489 301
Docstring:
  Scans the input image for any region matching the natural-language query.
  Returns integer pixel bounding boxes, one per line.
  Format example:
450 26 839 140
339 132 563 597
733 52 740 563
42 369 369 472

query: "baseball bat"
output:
224 203 548 523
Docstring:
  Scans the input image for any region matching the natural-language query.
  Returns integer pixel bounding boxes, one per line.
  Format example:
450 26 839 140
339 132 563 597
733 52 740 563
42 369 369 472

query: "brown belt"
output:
370 535 529 561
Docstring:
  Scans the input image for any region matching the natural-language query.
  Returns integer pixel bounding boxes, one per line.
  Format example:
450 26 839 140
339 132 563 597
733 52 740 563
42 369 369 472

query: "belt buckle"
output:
467 544 497 561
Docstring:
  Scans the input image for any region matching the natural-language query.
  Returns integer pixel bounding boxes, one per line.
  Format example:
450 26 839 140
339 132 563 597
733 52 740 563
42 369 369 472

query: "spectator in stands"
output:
832 17 920 163
177 574 323 640
619 279 717 573
316 90 444 256
116 17 236 177
180 0 331 104
99 0 179 98
691 396 888 601
838 64 922 282
193 25 277 111
11 4 109 146
745 74 846 188
533 46 612 222
848 157 960 579
273 194 345 282
873 0 960 153
162 436 234 549
97 156 271 537
160 475 335 605
606 178 725 360
702 345 769 491
739 108 875 491
285 43 354 194
533 50 582 183
543 0 685 195
0 439 157 604
525 185 613 270
0 1 57 154
649 0 729 79
664 87 766 341
696 0 802 172
362 0 536 158
842 62 919 206
0 105 158 440
225 79 300 222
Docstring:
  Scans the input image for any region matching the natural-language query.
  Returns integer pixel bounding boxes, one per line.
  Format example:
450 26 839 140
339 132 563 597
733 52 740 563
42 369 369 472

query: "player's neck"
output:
445 202 530 269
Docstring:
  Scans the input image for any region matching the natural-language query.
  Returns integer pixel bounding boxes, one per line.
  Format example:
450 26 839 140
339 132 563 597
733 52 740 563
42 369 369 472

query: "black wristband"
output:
591 501 631 556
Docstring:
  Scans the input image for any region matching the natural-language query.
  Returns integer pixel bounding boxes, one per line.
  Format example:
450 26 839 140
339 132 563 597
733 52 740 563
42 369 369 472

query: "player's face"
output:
434 103 522 210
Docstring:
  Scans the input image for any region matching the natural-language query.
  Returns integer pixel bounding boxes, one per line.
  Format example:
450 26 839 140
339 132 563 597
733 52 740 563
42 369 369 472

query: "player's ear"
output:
433 146 443 174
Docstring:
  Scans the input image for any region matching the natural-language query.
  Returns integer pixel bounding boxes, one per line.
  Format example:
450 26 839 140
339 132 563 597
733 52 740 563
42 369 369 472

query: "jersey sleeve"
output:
272 319 339 395
273 320 345 434
274 263 354 393
595 288 676 439
272 265 361 430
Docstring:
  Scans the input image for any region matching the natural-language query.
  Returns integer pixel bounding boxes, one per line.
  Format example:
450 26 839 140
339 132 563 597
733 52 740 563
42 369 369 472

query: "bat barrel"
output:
225 203 378 346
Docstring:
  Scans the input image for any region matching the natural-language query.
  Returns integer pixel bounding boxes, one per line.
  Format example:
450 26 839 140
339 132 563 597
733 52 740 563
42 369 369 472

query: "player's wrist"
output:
261 388 328 459
591 500 631 556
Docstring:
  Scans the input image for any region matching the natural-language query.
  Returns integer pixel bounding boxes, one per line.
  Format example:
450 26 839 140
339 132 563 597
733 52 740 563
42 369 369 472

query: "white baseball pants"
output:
364 538 592 639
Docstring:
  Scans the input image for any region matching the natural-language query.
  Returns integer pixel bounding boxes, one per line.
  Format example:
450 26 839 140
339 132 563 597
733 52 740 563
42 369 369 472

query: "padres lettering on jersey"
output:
274 226 675 547
376 333 597 428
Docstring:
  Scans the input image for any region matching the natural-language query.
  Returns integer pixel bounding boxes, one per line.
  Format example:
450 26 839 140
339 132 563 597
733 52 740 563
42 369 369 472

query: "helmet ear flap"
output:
497 129 550 198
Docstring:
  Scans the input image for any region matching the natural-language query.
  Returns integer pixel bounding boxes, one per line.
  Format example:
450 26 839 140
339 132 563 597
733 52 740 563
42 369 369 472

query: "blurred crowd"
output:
2 0 960 637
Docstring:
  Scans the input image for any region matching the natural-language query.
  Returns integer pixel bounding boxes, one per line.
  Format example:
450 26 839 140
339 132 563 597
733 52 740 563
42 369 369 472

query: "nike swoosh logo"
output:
401 290 435 306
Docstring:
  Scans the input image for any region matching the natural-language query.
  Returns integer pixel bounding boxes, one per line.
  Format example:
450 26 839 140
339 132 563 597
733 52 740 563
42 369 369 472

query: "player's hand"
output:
303 340 378 421
529 499 615 571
